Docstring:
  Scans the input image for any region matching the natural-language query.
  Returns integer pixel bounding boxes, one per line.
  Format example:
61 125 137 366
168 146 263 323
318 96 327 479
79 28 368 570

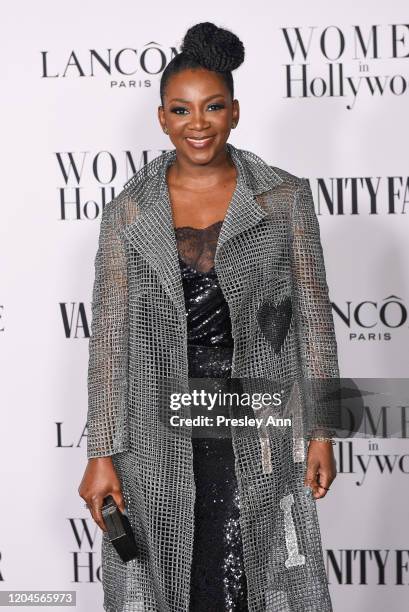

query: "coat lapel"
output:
214 144 283 262
122 143 283 325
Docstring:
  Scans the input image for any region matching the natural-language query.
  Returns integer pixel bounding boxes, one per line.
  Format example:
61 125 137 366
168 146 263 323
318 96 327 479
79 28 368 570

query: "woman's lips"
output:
185 136 214 149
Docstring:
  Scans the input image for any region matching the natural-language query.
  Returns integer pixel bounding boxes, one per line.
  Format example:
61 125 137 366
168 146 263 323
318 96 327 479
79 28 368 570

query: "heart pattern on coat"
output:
257 295 293 353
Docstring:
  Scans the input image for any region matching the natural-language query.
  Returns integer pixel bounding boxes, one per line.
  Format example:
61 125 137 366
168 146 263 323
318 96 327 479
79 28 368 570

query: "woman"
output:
78 22 339 612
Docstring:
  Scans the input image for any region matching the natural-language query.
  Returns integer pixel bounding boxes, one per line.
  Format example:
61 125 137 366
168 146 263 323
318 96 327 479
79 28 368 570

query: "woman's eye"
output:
170 107 188 115
170 103 225 115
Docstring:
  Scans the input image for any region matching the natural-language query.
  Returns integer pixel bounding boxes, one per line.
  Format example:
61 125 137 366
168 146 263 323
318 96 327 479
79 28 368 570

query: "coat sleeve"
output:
290 178 341 439
86 198 129 458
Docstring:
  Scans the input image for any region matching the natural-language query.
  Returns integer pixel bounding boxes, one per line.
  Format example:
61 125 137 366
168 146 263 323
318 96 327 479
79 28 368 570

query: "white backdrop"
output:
1 1 408 611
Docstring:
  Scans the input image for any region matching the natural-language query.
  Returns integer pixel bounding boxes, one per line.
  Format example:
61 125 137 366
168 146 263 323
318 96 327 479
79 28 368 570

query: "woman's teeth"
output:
186 136 214 148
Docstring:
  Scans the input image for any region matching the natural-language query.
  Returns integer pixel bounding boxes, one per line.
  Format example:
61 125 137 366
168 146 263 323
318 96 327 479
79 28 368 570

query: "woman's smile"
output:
185 135 215 148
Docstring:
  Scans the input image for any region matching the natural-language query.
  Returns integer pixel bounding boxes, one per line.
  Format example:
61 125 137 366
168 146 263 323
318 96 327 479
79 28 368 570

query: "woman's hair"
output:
160 22 245 105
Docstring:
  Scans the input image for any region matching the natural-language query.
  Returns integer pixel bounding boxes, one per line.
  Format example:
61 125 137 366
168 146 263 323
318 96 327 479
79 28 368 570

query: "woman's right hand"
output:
78 457 125 532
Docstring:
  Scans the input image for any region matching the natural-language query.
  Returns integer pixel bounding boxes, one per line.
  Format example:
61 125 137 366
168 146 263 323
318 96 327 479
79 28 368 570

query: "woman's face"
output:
158 68 240 164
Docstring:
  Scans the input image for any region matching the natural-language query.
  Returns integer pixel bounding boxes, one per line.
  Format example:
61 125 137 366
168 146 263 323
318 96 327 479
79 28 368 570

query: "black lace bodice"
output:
174 220 234 349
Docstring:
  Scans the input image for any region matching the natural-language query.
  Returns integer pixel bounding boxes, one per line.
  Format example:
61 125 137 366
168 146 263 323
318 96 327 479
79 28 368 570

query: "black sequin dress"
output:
174 220 249 612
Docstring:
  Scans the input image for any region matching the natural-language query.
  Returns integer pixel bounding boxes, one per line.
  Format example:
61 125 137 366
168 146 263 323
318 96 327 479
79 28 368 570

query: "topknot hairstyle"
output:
160 22 245 105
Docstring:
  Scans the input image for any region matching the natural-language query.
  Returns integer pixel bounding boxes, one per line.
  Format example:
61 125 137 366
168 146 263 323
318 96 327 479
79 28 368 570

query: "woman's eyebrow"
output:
168 93 225 103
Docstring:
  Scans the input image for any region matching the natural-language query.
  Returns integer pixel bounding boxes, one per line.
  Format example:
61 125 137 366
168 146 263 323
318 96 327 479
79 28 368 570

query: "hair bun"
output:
181 22 245 72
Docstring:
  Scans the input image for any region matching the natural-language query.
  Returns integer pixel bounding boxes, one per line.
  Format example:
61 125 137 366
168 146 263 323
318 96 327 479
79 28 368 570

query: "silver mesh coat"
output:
86 142 340 611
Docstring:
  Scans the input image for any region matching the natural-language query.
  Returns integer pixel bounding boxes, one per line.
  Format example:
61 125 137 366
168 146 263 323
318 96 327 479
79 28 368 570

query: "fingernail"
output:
303 485 313 498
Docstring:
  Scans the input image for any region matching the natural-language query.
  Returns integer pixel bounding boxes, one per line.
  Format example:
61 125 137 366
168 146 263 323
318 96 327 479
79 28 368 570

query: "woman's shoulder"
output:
99 185 141 231
233 145 305 195
101 151 173 228
269 164 304 186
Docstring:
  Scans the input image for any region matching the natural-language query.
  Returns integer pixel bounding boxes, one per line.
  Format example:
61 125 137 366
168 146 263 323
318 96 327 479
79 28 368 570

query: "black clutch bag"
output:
101 495 138 562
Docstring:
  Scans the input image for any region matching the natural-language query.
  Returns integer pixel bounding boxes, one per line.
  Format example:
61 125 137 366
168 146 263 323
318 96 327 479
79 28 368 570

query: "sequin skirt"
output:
187 344 249 612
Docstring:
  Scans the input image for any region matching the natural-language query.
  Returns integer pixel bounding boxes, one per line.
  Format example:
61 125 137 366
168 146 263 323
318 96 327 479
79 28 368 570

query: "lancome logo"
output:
41 42 178 88
334 295 408 341
281 24 409 109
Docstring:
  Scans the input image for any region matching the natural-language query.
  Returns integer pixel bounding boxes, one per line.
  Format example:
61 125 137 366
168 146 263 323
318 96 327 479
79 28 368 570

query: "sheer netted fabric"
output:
86 142 340 611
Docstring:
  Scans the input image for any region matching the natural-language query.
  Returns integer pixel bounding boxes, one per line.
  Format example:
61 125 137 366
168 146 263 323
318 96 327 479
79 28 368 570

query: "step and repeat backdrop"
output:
1 1 408 611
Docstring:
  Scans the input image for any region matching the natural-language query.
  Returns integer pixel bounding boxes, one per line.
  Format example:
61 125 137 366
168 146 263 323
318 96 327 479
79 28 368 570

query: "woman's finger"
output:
110 490 126 514
313 467 334 498
89 497 107 531
304 462 321 497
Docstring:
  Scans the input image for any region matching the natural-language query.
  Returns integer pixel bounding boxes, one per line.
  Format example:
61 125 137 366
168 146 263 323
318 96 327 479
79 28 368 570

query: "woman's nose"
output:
188 113 210 130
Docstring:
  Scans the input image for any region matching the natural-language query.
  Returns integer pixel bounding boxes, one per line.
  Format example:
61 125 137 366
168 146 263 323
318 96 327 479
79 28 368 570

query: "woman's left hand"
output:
304 440 337 499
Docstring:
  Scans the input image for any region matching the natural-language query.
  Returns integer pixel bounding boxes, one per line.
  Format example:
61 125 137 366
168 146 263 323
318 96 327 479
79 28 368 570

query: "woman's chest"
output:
168 178 236 229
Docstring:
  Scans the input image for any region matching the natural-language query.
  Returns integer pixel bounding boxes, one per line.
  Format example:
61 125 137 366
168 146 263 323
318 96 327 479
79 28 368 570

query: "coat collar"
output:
121 143 283 326
123 142 282 201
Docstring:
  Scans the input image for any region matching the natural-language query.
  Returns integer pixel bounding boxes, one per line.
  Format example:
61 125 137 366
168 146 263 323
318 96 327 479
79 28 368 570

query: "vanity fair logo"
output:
55 149 167 221
60 302 90 338
41 42 178 89
334 295 408 342
326 548 409 585
309 175 409 215
281 24 409 109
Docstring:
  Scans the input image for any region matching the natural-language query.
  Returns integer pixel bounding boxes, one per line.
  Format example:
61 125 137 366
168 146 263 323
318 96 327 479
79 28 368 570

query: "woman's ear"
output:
157 105 165 130
232 98 240 127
